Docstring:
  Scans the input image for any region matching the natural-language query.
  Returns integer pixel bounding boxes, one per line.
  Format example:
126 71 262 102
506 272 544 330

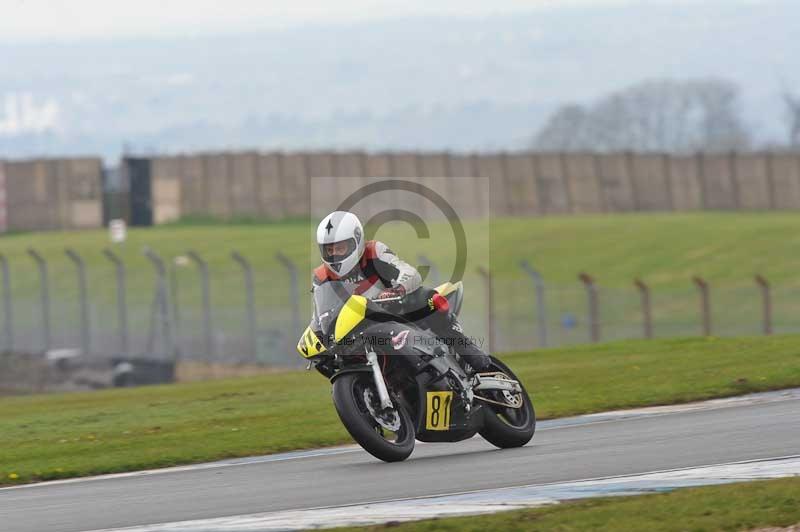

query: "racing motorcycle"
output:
296 280 536 462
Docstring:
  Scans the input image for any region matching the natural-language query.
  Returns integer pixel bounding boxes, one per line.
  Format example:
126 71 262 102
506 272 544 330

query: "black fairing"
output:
337 321 483 443
413 370 483 442
321 286 484 444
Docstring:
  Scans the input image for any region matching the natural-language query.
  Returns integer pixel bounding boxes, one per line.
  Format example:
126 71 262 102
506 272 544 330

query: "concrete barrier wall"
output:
132 151 800 223
151 156 182 224
67 159 103 228
444 154 484 219
280 153 311 218
504 153 539 216
0 160 6 232
474 153 509 219
596 153 635 212
176 155 205 217
563 153 604 213
699 153 738 210
668 155 703 211
734 153 772 210
229 152 260 216
770 153 800 210
532 153 571 214
4 160 52 230
630 153 671 211
3 152 800 232
1 157 103 232
204 153 232 218
257 153 287 219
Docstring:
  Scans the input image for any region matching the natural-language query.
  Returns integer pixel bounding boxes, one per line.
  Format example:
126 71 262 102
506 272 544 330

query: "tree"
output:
534 79 751 153
532 105 590 151
783 90 800 149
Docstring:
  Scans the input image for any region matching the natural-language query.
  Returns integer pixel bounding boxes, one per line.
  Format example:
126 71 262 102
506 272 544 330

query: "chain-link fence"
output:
0 247 315 392
0 248 796 391
488 269 794 353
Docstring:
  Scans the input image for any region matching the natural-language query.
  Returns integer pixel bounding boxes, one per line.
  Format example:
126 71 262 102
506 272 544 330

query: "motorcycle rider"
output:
309 210 491 372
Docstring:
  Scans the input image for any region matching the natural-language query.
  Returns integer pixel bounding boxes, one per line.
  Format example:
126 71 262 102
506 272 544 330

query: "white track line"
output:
3 387 799 492
538 387 800 430
85 455 800 532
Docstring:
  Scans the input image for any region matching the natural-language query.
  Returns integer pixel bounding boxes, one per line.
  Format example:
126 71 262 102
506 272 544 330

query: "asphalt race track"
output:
2 393 799 532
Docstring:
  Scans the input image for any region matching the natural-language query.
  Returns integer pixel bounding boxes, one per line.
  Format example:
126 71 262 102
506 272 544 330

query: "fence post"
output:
232 251 257 361
102 249 129 357
417 254 441 286
754 275 772 336
143 247 175 360
692 276 711 336
187 250 215 359
168 255 189 352
27 248 51 352
65 249 90 355
634 278 653 339
579 272 600 343
477 266 495 354
276 252 301 365
0 253 12 352
520 260 547 348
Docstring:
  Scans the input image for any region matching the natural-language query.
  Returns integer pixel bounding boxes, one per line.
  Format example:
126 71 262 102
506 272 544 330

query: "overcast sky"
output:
2 0 699 42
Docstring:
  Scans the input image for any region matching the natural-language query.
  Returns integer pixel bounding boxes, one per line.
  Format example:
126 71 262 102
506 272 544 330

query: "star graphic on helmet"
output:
325 219 334 235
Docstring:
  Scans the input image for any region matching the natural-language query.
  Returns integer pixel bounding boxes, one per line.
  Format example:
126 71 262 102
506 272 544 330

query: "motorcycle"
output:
296 280 535 462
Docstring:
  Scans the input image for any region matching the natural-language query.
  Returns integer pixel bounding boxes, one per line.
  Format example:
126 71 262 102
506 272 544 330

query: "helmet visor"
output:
320 238 357 263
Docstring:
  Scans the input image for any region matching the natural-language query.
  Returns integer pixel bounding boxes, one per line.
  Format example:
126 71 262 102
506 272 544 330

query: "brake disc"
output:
474 372 524 409
497 373 524 408
362 388 401 432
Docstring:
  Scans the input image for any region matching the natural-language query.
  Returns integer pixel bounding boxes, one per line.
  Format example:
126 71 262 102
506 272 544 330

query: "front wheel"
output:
332 372 416 462
478 357 536 449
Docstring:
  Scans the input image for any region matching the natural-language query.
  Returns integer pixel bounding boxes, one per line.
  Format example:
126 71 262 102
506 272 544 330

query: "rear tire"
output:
478 357 536 449
332 372 415 462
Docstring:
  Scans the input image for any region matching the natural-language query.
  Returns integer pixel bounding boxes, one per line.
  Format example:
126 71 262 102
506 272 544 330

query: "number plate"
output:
425 391 453 431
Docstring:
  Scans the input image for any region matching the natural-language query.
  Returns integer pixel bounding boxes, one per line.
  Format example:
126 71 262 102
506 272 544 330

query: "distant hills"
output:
1 0 798 160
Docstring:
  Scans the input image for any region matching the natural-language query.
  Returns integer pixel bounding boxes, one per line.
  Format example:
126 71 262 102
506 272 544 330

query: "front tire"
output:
332 372 415 462
478 357 536 449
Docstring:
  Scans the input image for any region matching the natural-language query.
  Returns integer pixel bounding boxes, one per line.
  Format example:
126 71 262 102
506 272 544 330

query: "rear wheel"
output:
332 372 415 462
478 357 536 449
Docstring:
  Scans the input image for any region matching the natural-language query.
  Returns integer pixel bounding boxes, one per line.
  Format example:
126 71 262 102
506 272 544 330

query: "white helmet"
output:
316 211 365 276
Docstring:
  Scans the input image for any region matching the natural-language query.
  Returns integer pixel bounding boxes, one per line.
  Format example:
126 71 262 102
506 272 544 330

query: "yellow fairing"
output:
334 295 368 342
297 326 327 358
434 281 462 297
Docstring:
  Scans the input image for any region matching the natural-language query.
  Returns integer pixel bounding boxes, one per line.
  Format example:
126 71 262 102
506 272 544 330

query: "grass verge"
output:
4 212 800 292
2 335 799 486
333 477 800 532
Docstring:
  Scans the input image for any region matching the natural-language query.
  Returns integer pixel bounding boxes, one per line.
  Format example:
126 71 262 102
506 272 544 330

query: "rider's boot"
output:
435 315 492 373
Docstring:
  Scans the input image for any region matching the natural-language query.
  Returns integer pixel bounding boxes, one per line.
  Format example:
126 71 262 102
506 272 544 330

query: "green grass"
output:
2 335 799 486
334 477 800 532
5 211 800 355
488 211 800 286
3 212 800 288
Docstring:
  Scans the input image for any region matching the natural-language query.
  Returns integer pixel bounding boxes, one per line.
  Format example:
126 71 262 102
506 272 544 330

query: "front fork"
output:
365 348 394 410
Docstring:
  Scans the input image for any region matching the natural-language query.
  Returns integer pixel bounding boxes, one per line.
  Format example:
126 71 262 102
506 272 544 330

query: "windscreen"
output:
313 281 356 337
